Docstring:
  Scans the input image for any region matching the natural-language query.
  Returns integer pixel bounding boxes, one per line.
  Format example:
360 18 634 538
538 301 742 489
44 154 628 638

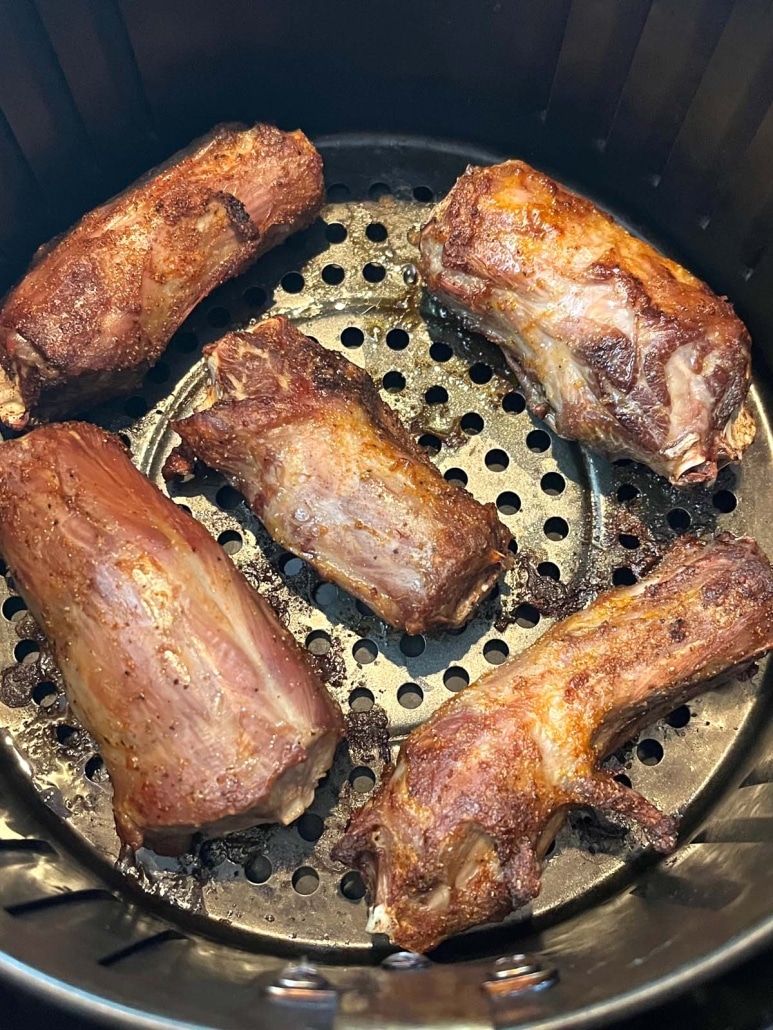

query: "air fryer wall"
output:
2 3 773 1030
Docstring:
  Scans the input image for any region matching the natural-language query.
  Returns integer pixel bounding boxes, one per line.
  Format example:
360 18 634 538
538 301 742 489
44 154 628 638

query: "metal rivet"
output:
491 954 541 979
483 953 558 995
381 950 431 971
265 961 337 1001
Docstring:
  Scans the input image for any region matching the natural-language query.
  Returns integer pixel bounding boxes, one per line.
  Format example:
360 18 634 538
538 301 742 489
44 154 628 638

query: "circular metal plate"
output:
0 137 769 962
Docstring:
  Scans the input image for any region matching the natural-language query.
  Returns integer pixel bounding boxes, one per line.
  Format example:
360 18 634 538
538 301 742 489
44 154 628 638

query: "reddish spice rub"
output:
0 423 343 855
333 534 773 952
165 315 512 634
418 160 755 487
0 123 324 428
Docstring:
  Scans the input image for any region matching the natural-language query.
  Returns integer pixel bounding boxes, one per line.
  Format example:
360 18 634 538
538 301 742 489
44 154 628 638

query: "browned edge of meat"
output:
164 314 513 633
0 123 324 428
417 160 755 487
333 533 773 952
0 422 343 854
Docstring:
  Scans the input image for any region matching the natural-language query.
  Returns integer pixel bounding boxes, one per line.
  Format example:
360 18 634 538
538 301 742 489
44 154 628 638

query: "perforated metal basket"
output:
2 3 773 1029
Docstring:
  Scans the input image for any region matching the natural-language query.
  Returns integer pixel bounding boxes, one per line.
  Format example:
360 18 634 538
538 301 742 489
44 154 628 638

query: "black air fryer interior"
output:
2 3 773 1029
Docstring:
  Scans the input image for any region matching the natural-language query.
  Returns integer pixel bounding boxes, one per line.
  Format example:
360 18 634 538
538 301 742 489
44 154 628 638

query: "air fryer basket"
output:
2 2 773 1028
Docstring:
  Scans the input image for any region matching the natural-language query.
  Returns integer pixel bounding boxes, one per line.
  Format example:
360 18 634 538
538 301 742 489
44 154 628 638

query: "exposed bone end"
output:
0 363 29 431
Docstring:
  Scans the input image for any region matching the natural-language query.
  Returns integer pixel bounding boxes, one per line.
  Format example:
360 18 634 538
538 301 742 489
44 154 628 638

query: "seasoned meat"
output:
0 124 324 428
333 534 773 952
417 161 755 487
166 316 512 634
0 423 343 854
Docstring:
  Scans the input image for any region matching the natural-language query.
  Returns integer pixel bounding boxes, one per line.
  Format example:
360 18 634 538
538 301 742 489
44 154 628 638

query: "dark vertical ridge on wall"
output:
0 109 48 268
604 0 735 179
657 0 773 224
32 0 159 185
546 0 653 148
0 0 99 230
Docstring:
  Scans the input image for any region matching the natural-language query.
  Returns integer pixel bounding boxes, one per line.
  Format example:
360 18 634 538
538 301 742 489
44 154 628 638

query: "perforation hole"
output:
216 485 242 510
366 222 388 242
297 813 324 842
444 468 468 488
386 328 409 350
281 272 304 294
245 854 272 884
350 767 376 793
619 533 640 549
397 683 424 709
322 263 345 285
444 667 469 692
503 392 525 414
637 739 664 766
85 755 104 782
207 306 230 328
425 385 448 405
461 412 484 435
515 604 540 629
363 262 386 283
341 326 364 348
617 483 639 503
483 639 509 665
353 639 378 665
615 773 633 789
399 634 426 657
325 222 347 243
124 396 147 419
541 472 565 496
326 183 350 202
279 554 304 576
666 705 691 729
368 182 391 200
667 508 691 533
418 433 442 454
217 530 242 555
538 561 560 581
55 724 78 746
348 687 374 712
145 361 170 384
544 517 569 541
382 370 406 393
243 286 267 308
314 583 337 607
496 491 521 515
2 596 26 621
527 429 551 453
340 870 366 900
32 682 57 707
413 186 434 202
430 341 452 362
469 362 492 384
485 449 510 472
306 630 332 655
613 567 637 586
14 640 39 664
713 490 737 513
172 331 198 353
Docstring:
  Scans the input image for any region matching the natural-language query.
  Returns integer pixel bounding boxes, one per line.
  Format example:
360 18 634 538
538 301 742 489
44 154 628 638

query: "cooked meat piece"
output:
417 161 755 487
333 533 773 952
0 124 324 428
0 422 343 855
165 315 512 634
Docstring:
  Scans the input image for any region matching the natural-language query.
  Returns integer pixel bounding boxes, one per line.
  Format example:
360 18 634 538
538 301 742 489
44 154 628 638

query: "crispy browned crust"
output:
0 422 343 853
418 161 754 487
0 124 324 427
167 315 512 633
333 533 773 952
